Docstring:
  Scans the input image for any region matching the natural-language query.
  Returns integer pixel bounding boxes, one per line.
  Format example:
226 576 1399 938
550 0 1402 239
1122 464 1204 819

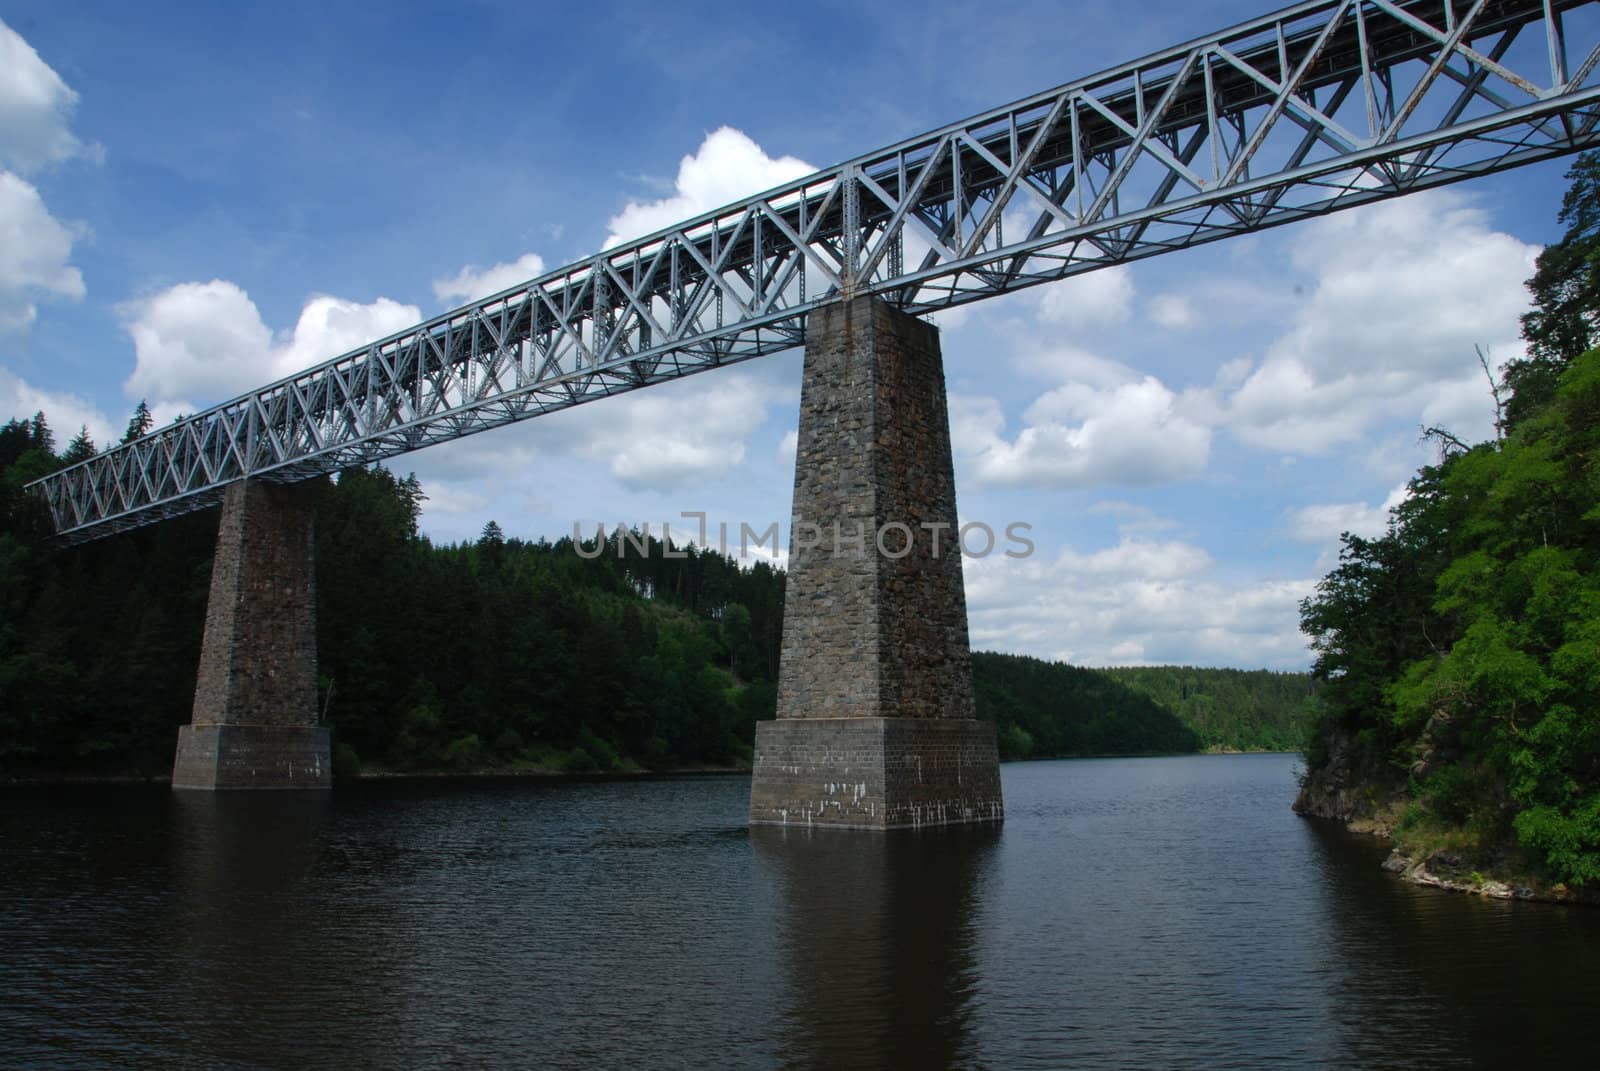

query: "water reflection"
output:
753 825 999 1071
163 791 344 1067
1300 818 1600 1068
8 760 1600 1069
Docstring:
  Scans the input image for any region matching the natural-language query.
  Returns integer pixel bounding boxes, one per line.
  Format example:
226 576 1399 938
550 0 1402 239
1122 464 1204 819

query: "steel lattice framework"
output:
29 0 1600 542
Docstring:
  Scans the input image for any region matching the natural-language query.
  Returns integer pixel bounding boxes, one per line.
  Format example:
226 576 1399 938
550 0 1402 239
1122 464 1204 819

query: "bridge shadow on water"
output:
750 824 1000 1071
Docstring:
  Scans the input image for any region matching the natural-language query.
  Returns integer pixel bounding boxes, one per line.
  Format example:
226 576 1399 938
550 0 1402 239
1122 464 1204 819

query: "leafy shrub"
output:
332 742 361 779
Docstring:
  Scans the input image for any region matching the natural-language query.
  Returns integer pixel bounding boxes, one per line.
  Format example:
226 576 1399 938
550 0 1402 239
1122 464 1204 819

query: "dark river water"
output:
3 753 1598 1069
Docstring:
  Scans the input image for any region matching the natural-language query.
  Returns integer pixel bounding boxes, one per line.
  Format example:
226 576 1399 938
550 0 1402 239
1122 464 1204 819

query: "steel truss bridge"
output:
29 0 1600 542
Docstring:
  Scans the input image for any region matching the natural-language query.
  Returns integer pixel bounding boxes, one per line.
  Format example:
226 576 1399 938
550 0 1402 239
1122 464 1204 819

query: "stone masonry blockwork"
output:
775 296 975 721
751 296 1002 828
749 718 1002 829
172 479 330 789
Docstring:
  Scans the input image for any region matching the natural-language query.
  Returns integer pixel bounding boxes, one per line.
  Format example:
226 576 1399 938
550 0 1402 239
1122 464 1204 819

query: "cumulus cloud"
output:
584 373 783 490
604 127 814 248
405 366 791 499
0 171 84 329
0 22 91 333
0 366 116 446
1013 342 1142 384
1148 293 1196 328
1283 484 1410 546
1036 264 1135 329
433 251 547 306
0 19 90 174
964 536 1314 668
1087 499 1180 535
122 279 421 406
1215 190 1537 453
952 370 1211 488
414 479 488 516
274 294 421 378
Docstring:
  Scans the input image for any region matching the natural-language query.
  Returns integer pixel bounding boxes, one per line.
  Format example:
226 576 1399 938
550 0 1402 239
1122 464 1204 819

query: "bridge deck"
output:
28 0 1600 542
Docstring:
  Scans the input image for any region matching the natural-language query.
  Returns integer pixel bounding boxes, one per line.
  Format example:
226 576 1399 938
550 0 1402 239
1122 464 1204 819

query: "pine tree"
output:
122 401 153 444
28 411 53 453
62 426 96 464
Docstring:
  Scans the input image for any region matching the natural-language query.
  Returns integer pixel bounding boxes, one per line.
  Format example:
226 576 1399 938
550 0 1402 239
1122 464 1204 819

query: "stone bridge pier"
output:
748 296 1003 829
171 480 330 789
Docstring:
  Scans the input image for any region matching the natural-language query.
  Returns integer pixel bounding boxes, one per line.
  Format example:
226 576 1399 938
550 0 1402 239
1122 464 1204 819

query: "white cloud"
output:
122 279 421 407
414 480 488 516
1036 265 1134 329
776 427 797 462
0 171 84 329
1087 499 1180 535
952 373 1211 488
1148 293 1196 329
406 366 792 500
274 294 420 379
1283 484 1410 545
604 127 814 248
122 280 272 404
965 537 1314 668
0 366 116 446
589 373 783 490
1013 342 1140 385
1216 190 1537 453
433 251 547 306
0 19 89 174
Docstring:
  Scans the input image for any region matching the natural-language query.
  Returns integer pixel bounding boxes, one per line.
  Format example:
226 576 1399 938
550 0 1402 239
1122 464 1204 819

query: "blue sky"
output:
0 1 1582 670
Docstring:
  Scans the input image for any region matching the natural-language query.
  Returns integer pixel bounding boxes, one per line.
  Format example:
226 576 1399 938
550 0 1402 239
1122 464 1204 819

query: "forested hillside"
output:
1298 153 1600 889
3 426 1233 778
1 428 787 777
975 652 1201 758
1100 667 1319 751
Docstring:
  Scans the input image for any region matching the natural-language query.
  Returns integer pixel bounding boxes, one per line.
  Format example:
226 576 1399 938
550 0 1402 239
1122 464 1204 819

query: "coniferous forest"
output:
0 420 1315 778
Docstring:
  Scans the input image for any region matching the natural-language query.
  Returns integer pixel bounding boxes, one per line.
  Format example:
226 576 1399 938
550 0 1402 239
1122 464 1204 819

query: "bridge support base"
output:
750 717 1001 829
173 724 330 790
749 296 1002 830
172 479 329 790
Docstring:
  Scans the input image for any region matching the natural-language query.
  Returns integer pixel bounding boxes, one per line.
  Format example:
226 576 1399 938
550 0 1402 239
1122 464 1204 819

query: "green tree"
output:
61 426 96 465
122 401 153 444
1512 151 1600 427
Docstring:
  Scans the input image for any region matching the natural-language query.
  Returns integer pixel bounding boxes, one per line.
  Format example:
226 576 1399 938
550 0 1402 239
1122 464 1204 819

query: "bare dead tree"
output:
1477 345 1507 445
1420 424 1471 459
1420 347 1507 460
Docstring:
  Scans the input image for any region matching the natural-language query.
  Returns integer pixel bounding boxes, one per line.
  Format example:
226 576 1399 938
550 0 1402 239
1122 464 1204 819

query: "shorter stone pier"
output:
172 479 330 789
749 296 1002 829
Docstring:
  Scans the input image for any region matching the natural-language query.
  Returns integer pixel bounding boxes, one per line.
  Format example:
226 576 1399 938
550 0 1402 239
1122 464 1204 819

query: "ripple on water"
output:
3 756 1599 1069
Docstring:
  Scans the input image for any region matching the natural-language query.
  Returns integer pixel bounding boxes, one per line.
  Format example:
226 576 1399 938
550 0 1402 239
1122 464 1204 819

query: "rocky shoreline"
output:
1295 728 1597 906
1379 843 1600 904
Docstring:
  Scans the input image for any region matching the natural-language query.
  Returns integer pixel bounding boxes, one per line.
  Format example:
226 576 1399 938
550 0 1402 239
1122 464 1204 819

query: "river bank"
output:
1294 737 1599 906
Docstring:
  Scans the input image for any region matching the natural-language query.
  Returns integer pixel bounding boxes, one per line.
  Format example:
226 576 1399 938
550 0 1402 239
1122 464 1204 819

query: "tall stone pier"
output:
749 296 1003 829
171 479 330 789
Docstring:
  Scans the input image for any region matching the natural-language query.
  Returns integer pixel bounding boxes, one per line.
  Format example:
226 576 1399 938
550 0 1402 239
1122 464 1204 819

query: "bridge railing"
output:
29 0 1600 542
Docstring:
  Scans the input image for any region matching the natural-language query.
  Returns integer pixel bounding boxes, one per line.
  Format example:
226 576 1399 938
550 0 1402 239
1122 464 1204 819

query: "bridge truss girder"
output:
30 0 1600 542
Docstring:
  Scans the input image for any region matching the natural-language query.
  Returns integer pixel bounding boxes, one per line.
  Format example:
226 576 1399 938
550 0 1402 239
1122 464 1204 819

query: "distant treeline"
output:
2 418 1309 777
1099 667 1319 752
974 652 1203 758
